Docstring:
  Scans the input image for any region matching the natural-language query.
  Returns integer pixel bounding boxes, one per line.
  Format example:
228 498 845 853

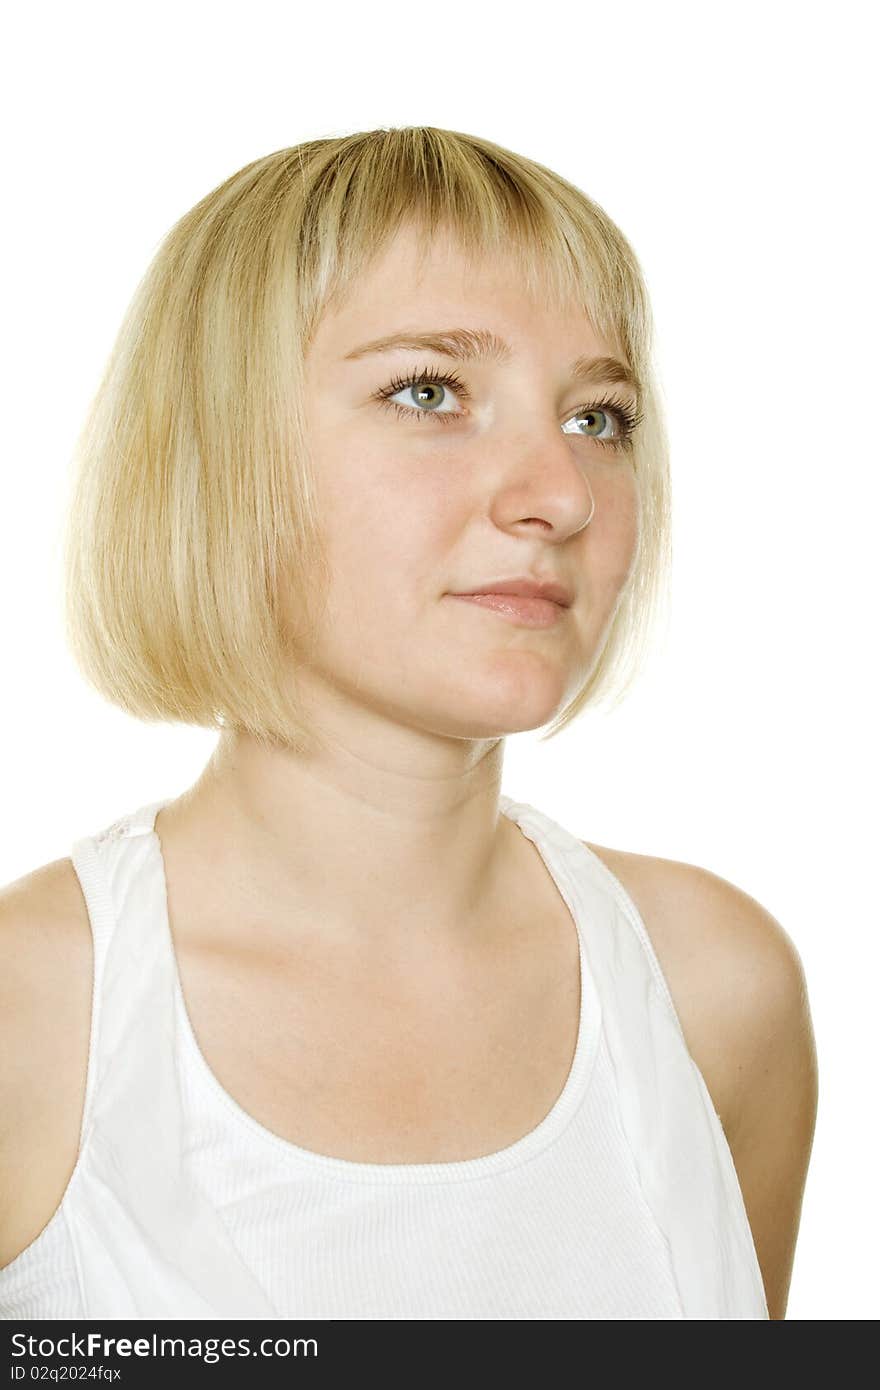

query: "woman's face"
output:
297 222 640 741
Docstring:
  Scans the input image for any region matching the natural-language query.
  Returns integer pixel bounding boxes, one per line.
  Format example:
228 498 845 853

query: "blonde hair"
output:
60 125 672 753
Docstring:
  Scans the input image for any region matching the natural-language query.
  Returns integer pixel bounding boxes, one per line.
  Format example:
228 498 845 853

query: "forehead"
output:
312 221 618 362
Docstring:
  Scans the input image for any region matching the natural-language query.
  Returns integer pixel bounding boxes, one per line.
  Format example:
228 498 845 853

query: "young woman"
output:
0 126 817 1320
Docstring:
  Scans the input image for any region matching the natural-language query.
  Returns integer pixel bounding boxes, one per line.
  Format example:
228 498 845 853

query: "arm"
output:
583 843 819 1320
0 861 93 1269
705 874 819 1320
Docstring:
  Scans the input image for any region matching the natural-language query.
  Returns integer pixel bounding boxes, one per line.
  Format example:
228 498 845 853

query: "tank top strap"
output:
501 792 688 1021
498 792 768 1319
67 794 179 1186
69 797 173 957
66 796 277 1318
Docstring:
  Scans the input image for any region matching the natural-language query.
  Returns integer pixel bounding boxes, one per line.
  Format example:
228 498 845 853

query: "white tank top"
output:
0 794 768 1320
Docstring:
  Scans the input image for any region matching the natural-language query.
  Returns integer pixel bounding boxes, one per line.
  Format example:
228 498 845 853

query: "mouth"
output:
446 593 567 628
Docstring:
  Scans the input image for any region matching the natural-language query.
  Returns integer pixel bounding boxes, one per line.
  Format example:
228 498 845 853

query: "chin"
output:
416 679 570 741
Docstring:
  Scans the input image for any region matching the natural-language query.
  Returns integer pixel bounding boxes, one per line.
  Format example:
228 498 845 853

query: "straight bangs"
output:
60 126 671 751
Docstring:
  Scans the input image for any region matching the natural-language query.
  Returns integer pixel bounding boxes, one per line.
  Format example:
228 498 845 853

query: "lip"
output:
450 576 574 607
447 593 567 627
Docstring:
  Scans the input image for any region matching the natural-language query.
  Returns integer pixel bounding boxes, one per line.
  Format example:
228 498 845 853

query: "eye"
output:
548 395 645 454
563 406 626 444
373 366 469 427
372 366 644 453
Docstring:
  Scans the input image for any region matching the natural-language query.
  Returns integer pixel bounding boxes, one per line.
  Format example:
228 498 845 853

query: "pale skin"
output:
0 221 817 1318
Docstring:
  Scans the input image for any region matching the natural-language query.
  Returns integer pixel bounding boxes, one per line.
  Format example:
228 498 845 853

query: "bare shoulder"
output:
0 857 93 1270
0 856 92 1001
580 841 815 1132
583 840 819 1320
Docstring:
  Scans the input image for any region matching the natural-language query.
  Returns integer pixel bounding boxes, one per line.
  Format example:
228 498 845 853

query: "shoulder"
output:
579 841 814 1134
0 856 92 990
583 840 818 1320
0 858 93 1268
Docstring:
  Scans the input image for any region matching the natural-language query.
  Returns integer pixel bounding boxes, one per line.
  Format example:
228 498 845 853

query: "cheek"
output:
317 447 461 613
591 469 640 589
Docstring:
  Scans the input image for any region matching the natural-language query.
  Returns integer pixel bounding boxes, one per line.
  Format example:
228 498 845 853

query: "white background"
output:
2 1 876 1319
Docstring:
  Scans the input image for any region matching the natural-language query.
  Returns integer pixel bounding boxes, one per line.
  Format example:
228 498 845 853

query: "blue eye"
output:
372 365 644 452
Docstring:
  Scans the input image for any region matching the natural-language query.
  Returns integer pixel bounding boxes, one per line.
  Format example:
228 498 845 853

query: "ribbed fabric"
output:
0 794 769 1321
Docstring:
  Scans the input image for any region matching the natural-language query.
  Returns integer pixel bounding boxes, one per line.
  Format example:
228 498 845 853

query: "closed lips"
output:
451 577 573 606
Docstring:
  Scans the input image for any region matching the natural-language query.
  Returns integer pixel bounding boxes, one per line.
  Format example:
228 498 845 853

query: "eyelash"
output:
371 365 644 454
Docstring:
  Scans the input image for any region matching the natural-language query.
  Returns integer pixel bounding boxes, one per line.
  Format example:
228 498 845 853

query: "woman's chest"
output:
172 894 583 1165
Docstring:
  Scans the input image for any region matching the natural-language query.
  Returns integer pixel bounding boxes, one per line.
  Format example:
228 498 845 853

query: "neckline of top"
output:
122 792 604 1185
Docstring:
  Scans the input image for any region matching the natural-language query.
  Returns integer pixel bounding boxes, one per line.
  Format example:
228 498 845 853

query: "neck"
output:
157 711 515 952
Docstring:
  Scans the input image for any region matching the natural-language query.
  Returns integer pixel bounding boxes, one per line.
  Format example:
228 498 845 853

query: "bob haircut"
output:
60 125 672 753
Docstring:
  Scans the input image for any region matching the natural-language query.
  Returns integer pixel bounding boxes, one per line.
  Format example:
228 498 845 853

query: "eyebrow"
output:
343 326 641 398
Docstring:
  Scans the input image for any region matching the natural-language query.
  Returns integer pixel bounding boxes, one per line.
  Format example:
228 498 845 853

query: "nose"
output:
487 424 600 540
